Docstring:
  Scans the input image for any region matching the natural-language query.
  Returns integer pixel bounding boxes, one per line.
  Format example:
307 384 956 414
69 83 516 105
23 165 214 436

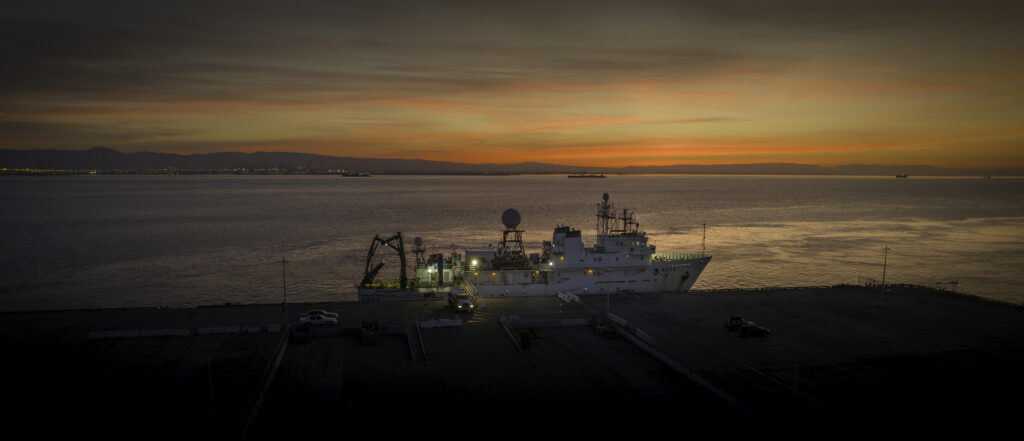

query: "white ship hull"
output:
356 193 711 302
463 256 710 298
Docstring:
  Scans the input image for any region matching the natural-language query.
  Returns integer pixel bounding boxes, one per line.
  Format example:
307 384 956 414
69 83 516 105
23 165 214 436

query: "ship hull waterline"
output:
357 256 711 301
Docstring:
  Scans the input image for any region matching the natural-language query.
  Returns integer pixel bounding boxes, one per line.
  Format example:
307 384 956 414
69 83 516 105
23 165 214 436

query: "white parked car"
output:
299 313 337 326
302 309 338 319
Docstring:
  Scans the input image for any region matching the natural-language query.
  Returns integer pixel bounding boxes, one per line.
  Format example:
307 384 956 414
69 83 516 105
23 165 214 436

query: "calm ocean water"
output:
2 175 1022 311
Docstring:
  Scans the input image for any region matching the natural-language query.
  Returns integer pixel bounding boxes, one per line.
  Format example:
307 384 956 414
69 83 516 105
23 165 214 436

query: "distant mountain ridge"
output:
0 147 1012 176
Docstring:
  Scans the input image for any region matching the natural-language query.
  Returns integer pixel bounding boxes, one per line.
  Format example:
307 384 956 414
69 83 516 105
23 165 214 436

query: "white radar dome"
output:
502 208 521 229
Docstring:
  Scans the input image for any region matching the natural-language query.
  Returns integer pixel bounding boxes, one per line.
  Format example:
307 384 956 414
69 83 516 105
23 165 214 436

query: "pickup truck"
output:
448 291 476 313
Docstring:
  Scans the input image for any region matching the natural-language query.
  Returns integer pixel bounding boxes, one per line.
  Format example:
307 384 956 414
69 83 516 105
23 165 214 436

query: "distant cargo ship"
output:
357 193 711 301
895 174 908 178
568 172 606 178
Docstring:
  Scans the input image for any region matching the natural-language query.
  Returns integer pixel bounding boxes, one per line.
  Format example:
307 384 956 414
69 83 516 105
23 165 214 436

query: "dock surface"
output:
2 285 1021 436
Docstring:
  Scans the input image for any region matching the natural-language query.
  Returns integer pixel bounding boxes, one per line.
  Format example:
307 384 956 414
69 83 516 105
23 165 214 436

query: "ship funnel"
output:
502 208 521 230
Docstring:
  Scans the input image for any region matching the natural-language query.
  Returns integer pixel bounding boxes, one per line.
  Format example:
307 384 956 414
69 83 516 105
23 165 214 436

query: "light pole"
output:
793 317 804 391
879 244 890 306
281 256 289 314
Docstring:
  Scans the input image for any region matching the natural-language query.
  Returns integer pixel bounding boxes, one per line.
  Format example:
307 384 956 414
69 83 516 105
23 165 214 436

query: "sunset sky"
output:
2 0 1022 169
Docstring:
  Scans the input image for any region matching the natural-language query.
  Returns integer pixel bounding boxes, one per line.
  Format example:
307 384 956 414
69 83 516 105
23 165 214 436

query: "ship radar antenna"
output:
502 208 521 230
495 208 528 269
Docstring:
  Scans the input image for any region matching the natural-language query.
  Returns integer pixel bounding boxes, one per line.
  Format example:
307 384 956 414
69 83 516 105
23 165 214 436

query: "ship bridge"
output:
592 192 655 257
543 193 657 270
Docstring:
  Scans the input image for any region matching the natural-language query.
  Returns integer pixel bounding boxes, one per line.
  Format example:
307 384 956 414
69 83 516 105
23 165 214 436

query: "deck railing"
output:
651 253 710 262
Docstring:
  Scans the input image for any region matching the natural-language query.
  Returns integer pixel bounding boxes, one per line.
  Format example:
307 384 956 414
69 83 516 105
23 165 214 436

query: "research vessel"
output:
357 193 711 301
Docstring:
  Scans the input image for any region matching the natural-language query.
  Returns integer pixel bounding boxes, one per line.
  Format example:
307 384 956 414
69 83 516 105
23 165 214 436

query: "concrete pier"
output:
1 285 1021 437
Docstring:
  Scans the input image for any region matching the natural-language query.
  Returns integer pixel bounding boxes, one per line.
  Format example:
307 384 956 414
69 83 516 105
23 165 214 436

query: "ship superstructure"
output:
357 193 711 301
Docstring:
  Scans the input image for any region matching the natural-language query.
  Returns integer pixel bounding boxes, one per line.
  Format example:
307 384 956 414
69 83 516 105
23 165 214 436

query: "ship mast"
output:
596 192 642 237
615 208 639 235
412 236 426 265
596 192 616 236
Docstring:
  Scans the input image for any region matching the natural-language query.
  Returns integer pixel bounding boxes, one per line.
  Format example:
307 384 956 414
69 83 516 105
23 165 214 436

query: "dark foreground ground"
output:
2 285 1021 437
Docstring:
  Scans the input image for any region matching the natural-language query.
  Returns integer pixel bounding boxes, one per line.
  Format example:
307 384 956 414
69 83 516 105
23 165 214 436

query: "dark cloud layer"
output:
1 0 1021 165
5 1 1019 99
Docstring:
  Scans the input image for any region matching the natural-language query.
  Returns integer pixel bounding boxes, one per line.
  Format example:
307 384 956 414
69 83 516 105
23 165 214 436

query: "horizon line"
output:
4 146 1020 173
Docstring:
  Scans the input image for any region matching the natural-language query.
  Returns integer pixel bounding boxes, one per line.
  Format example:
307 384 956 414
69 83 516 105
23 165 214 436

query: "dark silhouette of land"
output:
0 146 1015 176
